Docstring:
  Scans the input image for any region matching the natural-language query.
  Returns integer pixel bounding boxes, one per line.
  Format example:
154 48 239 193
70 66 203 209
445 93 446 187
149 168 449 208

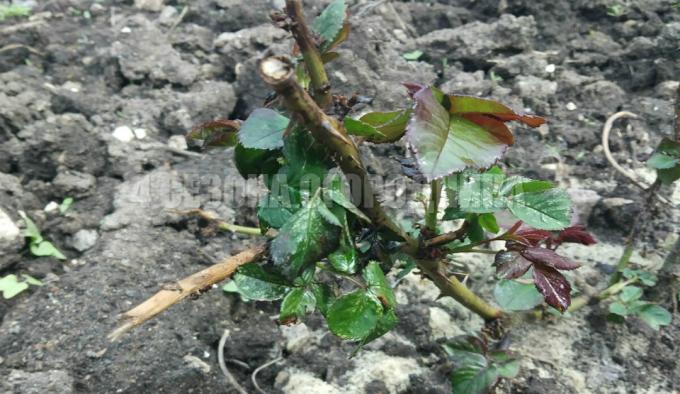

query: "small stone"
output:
134 0 165 12
113 126 135 142
183 355 211 374
44 201 59 213
120 26 132 34
158 6 178 26
168 135 188 151
545 63 556 73
566 102 577 111
89 3 106 16
133 128 147 139
70 229 98 252
0 209 21 249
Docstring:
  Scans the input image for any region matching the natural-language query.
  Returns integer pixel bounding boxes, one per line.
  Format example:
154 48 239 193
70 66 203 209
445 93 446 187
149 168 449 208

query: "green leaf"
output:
234 144 281 179
270 193 341 280
449 352 496 394
406 88 514 181
507 180 554 195
59 197 74 214
238 108 289 150
0 274 30 299
493 279 543 311
311 283 334 316
608 301 629 316
650 138 680 184
19 211 42 242
458 173 507 213
403 50 424 61
360 309 398 346
312 0 347 51
478 213 499 233
490 352 520 378
647 153 678 170
21 274 43 286
279 288 316 324
316 202 342 227
232 263 290 301
507 189 571 230
325 189 370 222
635 304 672 330
619 286 643 303
280 128 331 199
344 110 411 144
327 290 382 340
257 193 296 230
363 262 396 308
30 241 66 260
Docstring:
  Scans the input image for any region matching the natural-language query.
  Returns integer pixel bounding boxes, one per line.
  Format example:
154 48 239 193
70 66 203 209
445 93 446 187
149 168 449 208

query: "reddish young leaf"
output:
448 95 546 128
520 247 580 270
186 119 240 150
532 263 572 312
494 251 532 279
555 225 597 246
514 228 553 245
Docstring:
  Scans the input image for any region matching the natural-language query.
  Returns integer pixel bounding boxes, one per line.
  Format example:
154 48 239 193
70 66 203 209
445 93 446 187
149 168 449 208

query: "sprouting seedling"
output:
0 274 43 299
109 1 675 392
0 4 31 22
18 211 66 260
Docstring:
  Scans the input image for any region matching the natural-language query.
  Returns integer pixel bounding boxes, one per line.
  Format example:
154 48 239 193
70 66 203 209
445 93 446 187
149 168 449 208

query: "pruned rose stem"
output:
425 179 442 232
285 0 332 108
259 55 503 323
425 221 470 248
108 245 267 341
170 208 266 237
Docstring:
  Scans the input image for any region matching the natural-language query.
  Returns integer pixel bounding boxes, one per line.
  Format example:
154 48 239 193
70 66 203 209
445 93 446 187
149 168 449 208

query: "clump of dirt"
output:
0 0 678 393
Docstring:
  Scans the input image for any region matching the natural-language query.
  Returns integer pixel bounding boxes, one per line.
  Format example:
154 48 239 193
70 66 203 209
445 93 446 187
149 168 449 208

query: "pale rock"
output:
429 306 464 339
44 201 60 214
113 126 135 142
168 135 188 151
278 369 341 394
134 0 164 12
69 229 98 252
133 128 147 139
343 351 425 393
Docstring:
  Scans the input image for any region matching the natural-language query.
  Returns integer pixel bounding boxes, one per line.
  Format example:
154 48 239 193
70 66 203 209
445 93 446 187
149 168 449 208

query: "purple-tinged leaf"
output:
406 88 514 181
514 228 553 245
532 263 572 312
520 247 580 270
555 225 597 246
494 251 532 279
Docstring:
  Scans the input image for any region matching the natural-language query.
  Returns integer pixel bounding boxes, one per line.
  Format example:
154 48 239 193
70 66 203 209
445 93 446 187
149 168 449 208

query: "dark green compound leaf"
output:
238 108 289 150
257 193 296 230
507 188 571 231
186 119 239 149
406 88 515 181
280 128 332 198
234 144 281 179
344 109 411 143
232 263 290 301
494 278 543 311
328 235 359 274
270 193 341 280
635 304 672 330
649 138 680 185
327 290 383 340
311 283 334 317
363 261 396 308
446 336 519 394
622 269 657 287
466 214 486 243
609 301 629 316
279 287 316 324
311 0 347 52
325 189 371 222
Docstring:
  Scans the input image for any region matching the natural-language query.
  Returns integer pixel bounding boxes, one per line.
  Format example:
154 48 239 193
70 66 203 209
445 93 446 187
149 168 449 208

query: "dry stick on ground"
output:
218 329 248 394
108 245 267 341
258 55 503 323
601 111 671 205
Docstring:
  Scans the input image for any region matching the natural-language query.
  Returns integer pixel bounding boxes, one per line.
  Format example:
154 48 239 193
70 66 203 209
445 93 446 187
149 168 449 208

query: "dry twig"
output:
108 245 267 341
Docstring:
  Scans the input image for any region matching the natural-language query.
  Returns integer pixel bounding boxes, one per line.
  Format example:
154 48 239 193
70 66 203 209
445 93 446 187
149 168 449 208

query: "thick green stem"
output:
259 55 502 322
419 259 503 321
285 0 331 108
568 278 635 313
425 179 442 232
